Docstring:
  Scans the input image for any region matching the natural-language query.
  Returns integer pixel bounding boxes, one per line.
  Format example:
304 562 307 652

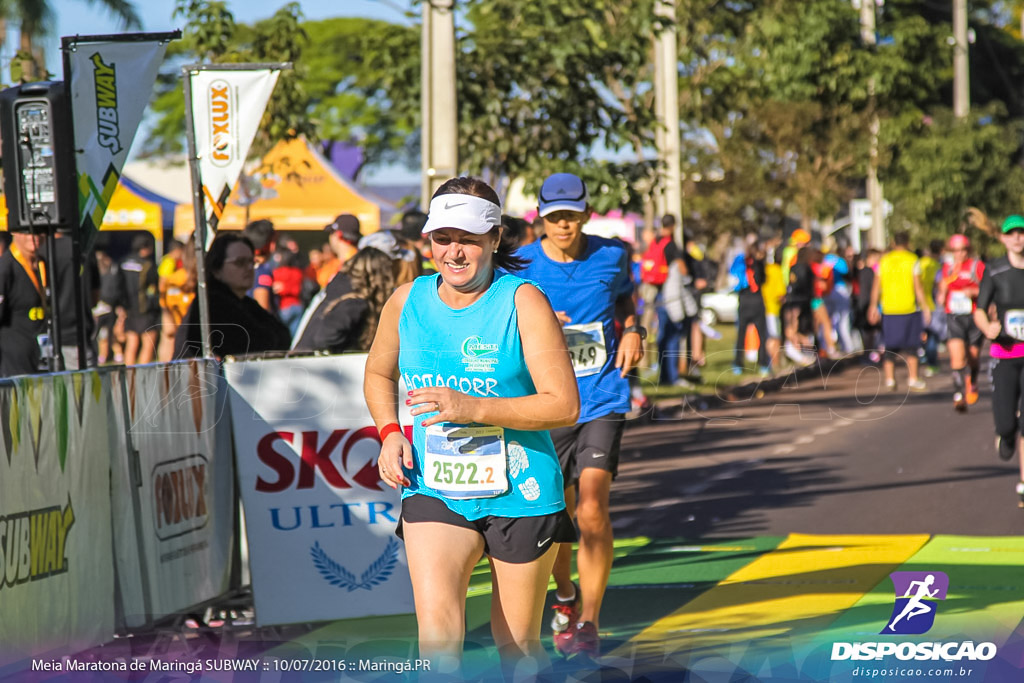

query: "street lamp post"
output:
857 0 887 249
421 0 458 209
952 0 969 119
654 0 682 238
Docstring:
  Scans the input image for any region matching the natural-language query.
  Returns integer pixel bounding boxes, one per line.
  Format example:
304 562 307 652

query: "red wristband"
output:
378 423 402 441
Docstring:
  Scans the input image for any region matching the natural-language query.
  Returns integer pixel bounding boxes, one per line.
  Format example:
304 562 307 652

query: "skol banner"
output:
112 360 235 625
224 354 415 626
67 37 169 251
0 371 116 670
189 68 280 232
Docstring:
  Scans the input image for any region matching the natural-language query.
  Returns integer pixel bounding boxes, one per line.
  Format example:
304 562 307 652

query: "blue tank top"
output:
517 236 633 422
398 271 565 520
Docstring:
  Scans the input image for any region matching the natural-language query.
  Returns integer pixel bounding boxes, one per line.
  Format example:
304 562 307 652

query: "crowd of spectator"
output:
0 203 980 394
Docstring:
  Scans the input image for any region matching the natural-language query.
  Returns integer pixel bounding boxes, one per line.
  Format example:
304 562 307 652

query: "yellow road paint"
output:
616 533 929 658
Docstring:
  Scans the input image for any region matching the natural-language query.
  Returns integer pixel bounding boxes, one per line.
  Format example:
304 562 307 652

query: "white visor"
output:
422 194 502 235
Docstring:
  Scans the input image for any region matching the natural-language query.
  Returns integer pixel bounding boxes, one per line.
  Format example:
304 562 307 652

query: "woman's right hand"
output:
377 433 412 489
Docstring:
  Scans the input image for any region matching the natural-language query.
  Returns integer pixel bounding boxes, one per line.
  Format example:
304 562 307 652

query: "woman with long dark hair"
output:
173 232 291 359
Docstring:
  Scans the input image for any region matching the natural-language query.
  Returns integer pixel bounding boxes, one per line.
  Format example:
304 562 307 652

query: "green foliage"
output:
135 0 1024 243
885 104 1024 246
145 5 416 173
303 17 421 171
173 0 235 60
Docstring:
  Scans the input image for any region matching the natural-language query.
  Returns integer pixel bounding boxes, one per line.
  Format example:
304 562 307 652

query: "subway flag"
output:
67 37 169 251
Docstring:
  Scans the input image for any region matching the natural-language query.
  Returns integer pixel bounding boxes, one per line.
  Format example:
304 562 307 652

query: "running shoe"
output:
965 377 980 405
550 581 581 634
953 392 967 413
907 379 927 392
997 436 1016 462
884 379 897 392
554 621 600 660
1016 481 1024 509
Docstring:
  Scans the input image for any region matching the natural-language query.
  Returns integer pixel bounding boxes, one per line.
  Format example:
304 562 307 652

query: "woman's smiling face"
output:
430 227 500 291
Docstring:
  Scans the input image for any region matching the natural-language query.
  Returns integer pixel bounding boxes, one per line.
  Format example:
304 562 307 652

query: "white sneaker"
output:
885 379 897 392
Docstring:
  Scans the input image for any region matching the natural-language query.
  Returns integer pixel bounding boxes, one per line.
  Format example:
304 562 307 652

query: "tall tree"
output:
144 1 313 159
9 0 141 82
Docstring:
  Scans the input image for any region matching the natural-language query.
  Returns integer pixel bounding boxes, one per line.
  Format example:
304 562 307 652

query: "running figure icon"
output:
887 574 939 632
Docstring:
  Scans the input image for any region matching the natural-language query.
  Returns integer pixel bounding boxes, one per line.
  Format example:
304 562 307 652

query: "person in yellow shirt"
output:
762 247 786 372
868 232 932 391
157 238 197 362
918 239 944 376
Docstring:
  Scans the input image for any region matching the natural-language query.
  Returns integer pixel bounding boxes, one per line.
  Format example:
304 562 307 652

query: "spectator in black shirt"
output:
292 231 402 353
0 232 47 376
174 233 291 359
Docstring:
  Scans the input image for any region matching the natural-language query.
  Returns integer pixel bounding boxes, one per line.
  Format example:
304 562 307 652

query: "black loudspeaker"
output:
0 81 76 233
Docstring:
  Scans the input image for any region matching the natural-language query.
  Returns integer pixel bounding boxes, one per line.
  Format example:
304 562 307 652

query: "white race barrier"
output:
109 360 236 627
225 354 414 626
0 371 116 668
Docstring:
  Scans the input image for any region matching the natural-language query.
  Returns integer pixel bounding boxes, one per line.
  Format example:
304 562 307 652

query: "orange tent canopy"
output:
173 137 389 240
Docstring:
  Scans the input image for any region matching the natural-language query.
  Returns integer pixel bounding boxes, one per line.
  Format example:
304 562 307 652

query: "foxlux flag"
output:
69 40 167 250
190 69 280 233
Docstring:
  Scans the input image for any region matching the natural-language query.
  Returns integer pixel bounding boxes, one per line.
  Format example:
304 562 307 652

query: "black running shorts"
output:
396 494 576 564
946 313 984 347
549 412 625 484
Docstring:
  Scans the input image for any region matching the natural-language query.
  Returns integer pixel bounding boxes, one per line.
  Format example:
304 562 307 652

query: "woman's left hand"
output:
407 388 478 427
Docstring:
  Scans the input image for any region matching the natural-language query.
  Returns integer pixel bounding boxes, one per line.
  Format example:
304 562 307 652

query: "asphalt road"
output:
613 356 1023 539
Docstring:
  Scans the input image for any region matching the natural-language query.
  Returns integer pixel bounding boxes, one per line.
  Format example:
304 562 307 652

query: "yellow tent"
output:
0 179 165 247
173 137 388 240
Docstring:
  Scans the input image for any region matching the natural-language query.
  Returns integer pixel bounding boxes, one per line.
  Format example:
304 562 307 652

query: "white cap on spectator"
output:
358 230 416 262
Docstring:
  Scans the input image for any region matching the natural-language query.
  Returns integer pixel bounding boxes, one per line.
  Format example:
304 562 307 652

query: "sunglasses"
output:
224 257 255 268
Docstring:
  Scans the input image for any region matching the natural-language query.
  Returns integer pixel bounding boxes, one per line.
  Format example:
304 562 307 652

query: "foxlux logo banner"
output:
883 570 948 635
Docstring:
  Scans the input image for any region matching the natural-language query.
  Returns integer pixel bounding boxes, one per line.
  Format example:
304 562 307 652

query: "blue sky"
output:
44 0 413 74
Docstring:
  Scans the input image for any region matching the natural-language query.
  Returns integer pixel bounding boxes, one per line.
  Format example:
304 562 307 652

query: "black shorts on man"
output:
946 313 984 347
550 413 625 483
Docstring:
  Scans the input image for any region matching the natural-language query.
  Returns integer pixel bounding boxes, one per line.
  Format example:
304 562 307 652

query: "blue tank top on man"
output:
516 235 634 422
398 271 565 520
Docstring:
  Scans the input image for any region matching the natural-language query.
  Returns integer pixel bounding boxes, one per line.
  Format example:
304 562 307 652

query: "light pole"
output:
856 0 887 249
952 0 969 119
654 0 682 237
421 0 458 209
